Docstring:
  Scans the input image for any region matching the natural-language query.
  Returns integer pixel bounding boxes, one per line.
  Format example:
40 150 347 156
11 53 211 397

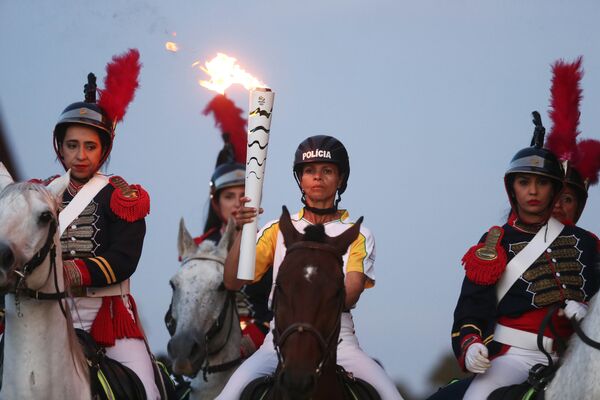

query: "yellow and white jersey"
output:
253 208 376 304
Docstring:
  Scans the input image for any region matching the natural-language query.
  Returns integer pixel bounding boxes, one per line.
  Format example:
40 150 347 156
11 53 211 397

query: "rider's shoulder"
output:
462 225 507 286
107 175 150 222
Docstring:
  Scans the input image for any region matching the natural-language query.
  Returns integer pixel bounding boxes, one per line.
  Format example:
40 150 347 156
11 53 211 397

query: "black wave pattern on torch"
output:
250 126 270 134
247 171 262 180
249 107 272 118
248 139 268 150
248 157 266 167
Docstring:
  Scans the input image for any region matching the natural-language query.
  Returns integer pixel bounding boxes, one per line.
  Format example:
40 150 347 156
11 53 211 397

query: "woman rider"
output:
216 135 402 400
182 159 274 355
452 113 599 399
47 52 160 399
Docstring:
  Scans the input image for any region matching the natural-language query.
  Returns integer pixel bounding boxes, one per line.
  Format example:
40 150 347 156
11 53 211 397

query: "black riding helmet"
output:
293 135 350 213
53 73 114 170
504 112 564 212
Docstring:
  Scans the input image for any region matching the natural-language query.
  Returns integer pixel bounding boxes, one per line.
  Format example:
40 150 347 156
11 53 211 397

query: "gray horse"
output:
167 218 241 399
545 292 600 400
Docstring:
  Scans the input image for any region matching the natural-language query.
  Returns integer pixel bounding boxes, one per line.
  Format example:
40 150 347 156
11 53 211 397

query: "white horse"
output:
0 164 91 400
167 218 241 399
545 293 600 399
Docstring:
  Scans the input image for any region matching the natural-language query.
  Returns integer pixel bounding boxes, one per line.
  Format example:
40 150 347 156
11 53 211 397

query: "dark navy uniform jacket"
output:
452 220 599 369
61 181 147 287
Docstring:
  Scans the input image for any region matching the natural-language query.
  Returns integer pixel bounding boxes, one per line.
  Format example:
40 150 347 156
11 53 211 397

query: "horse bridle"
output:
273 241 346 377
8 213 68 319
179 254 242 380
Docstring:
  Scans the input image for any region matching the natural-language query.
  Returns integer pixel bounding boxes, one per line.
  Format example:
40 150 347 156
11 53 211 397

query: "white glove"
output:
465 342 491 374
562 300 588 322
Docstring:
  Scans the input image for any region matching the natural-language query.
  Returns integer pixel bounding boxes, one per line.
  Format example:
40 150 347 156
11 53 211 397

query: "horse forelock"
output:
171 245 226 333
302 224 327 243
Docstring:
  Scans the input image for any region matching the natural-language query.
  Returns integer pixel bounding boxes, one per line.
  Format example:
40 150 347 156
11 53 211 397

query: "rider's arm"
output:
223 230 249 291
345 271 367 309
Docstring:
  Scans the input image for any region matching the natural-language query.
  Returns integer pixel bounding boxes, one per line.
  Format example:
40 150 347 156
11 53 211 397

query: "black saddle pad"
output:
76 328 147 400
488 383 543 400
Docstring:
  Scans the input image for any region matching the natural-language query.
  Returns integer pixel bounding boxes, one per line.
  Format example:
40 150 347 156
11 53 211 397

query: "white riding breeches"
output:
216 312 402 400
463 345 558 400
68 297 161 400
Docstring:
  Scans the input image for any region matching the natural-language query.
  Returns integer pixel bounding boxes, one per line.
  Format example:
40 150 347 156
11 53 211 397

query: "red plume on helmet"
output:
203 94 247 164
98 48 142 132
546 57 583 162
546 56 600 188
576 139 600 186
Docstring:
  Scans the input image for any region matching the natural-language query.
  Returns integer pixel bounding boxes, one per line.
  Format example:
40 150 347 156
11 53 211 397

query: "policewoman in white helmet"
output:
216 135 402 399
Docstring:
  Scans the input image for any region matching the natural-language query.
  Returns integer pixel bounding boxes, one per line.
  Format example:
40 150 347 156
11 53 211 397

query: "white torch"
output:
237 88 275 279
195 53 274 280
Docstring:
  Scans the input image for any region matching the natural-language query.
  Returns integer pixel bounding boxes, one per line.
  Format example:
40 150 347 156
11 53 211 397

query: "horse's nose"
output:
0 241 15 270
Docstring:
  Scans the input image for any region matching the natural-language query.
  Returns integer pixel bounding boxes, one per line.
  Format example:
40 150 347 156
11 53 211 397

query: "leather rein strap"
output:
12 218 67 301
181 254 242 380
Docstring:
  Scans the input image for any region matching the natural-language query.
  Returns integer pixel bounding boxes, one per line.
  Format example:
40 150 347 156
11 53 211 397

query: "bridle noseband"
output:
273 241 346 377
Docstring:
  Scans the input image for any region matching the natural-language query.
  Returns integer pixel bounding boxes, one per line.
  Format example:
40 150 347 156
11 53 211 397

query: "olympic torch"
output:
195 53 274 280
237 88 275 279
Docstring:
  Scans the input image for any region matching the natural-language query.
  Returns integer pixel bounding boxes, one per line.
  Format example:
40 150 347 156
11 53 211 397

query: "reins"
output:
10 217 69 318
571 316 600 350
180 254 243 381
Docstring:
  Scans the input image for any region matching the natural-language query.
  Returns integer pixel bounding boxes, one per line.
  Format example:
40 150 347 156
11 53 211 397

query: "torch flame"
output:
196 53 266 94
165 41 179 52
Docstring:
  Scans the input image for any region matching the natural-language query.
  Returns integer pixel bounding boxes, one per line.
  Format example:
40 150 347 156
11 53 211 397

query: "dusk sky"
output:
2 1 600 397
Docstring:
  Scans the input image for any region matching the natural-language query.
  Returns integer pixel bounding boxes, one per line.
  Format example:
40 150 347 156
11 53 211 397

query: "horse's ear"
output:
177 218 198 260
217 217 236 252
330 216 364 256
0 162 14 192
279 205 302 247
46 170 70 199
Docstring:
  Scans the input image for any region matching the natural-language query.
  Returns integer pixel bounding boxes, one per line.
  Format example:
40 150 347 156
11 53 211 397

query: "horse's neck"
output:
191 302 242 398
546 298 600 399
1 250 90 399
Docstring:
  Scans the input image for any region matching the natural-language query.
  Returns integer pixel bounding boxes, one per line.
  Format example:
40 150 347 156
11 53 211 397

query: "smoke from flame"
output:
195 53 266 94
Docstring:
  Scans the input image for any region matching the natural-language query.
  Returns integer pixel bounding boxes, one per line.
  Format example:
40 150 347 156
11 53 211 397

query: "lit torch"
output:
196 53 275 280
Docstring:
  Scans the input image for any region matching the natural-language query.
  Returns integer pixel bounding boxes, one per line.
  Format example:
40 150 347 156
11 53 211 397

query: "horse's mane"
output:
0 182 60 214
303 224 326 243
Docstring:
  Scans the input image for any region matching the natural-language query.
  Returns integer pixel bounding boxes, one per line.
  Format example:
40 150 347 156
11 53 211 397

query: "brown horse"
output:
262 206 376 400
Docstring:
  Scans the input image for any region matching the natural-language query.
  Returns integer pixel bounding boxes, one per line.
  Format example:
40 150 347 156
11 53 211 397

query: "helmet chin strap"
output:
301 191 342 215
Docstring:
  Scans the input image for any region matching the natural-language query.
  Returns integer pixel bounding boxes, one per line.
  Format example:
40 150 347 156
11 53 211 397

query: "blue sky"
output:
2 1 599 396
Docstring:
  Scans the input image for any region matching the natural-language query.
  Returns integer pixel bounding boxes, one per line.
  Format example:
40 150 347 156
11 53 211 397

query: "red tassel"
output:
91 297 116 346
110 184 150 222
112 295 143 340
462 243 507 285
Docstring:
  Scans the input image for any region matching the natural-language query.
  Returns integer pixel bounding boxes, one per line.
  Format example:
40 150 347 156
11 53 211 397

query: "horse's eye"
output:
38 211 53 224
